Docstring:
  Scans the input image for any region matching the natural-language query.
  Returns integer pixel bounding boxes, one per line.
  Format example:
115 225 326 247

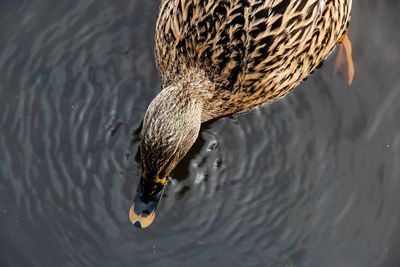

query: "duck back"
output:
155 0 352 115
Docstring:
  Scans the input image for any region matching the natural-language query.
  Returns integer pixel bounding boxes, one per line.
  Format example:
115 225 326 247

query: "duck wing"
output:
155 0 328 93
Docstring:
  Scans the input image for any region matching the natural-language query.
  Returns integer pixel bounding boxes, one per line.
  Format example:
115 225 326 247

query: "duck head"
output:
130 83 203 228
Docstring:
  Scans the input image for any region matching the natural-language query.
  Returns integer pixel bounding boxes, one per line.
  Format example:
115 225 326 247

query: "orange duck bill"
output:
129 178 167 229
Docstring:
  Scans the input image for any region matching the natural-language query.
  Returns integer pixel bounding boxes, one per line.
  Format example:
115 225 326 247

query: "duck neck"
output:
162 69 217 122
141 77 207 179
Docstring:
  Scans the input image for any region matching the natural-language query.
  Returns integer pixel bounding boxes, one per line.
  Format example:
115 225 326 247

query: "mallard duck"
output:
130 0 354 228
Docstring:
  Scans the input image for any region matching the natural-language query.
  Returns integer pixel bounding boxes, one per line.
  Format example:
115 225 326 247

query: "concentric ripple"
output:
1 1 400 267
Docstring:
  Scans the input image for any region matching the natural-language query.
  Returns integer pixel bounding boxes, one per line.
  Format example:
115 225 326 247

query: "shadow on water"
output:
1 1 400 267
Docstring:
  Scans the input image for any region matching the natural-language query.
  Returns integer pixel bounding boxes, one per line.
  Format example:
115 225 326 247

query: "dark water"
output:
1 1 400 266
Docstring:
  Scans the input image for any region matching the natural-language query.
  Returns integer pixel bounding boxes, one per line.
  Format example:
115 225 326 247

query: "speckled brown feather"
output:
155 0 352 121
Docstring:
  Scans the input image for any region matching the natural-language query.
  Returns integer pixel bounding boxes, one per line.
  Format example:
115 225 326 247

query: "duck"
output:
130 0 354 228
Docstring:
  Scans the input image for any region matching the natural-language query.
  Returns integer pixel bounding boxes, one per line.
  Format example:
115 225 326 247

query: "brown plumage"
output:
130 0 353 228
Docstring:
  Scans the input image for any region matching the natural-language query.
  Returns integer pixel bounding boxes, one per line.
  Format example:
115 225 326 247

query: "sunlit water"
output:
1 1 400 267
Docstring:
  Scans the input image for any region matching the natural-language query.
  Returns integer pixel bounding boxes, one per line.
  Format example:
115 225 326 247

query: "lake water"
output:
1 1 400 266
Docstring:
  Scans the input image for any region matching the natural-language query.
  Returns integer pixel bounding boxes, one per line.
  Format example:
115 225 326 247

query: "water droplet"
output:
214 159 222 168
195 173 206 184
207 140 218 151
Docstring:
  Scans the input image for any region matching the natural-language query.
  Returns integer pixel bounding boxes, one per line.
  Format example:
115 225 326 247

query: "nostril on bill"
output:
134 221 142 228
142 209 151 216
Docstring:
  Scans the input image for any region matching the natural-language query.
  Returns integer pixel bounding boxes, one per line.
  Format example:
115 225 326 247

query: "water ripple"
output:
1 1 400 267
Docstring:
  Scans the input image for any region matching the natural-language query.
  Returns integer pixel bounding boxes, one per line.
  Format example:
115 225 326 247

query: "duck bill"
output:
129 178 167 229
